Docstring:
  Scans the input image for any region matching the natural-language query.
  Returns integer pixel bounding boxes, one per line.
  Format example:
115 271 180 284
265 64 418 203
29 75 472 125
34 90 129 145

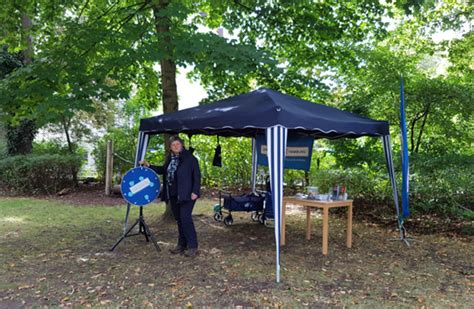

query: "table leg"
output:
322 206 329 255
306 207 311 240
347 204 353 248
281 200 286 246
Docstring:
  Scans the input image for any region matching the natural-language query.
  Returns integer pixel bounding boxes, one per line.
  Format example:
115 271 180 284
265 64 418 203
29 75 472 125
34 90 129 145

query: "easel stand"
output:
111 206 161 252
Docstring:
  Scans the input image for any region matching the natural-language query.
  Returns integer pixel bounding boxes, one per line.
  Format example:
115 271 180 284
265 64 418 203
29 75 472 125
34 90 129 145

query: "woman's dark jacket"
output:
150 149 201 202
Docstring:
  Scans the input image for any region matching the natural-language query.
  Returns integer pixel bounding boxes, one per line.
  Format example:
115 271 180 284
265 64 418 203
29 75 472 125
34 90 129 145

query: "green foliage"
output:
448 31 474 84
309 167 392 203
92 127 139 181
0 154 83 194
146 135 253 189
335 46 473 158
0 125 6 157
308 153 474 220
409 153 474 218
5 119 37 155
32 140 87 158
1 0 471 223
0 47 23 78
195 0 391 100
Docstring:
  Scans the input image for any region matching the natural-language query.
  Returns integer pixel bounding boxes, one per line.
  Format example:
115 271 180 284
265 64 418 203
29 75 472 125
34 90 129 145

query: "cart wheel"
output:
224 215 233 226
251 212 259 222
259 215 265 225
214 212 223 222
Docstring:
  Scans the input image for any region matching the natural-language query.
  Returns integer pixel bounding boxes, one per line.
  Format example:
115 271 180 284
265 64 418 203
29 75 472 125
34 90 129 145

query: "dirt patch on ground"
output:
49 184 125 206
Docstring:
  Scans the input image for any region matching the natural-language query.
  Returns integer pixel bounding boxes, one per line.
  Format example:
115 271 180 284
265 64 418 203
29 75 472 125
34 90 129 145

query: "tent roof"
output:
139 88 389 138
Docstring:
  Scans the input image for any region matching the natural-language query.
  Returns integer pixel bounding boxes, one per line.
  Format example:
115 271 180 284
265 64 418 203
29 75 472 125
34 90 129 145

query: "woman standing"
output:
140 135 201 257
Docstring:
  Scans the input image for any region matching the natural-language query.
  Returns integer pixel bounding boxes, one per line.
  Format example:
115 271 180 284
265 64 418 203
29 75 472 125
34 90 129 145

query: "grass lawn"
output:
0 197 472 307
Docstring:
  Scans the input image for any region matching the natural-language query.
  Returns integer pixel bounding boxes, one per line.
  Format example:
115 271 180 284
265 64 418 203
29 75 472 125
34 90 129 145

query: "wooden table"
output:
281 197 353 255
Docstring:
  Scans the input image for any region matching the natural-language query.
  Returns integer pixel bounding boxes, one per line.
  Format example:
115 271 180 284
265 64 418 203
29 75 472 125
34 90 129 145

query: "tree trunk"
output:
5 13 37 156
21 14 33 64
6 120 36 155
61 117 78 185
153 0 179 221
414 109 430 153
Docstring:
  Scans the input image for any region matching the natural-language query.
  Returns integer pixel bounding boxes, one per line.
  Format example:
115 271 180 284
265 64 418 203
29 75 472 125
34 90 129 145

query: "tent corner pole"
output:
382 135 407 241
266 126 288 283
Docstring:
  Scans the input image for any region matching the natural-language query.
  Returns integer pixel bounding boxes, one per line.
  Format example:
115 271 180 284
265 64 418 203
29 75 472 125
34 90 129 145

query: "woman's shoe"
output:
184 248 197 257
169 245 185 255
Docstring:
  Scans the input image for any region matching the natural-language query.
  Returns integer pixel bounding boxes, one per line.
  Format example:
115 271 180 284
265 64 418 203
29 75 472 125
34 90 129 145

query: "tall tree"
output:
326 1 473 166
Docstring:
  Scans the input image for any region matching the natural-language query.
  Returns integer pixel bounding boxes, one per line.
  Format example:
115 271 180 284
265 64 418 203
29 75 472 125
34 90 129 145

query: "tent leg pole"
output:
251 138 257 194
382 135 418 245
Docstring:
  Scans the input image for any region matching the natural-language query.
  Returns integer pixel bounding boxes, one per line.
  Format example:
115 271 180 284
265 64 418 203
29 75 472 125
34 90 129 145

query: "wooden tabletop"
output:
283 197 353 208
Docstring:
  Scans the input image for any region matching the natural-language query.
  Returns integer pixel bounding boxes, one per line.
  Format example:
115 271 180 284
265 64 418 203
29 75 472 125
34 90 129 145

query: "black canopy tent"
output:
130 88 402 282
139 88 390 138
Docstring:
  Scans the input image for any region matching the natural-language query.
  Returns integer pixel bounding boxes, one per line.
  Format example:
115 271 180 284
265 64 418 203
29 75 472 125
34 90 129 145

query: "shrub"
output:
0 154 83 194
409 154 474 218
32 140 73 155
0 138 6 158
0 124 6 157
308 167 392 203
308 154 474 219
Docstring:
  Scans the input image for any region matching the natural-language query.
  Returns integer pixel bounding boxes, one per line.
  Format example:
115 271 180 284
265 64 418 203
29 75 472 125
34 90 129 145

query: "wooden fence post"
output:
105 140 114 196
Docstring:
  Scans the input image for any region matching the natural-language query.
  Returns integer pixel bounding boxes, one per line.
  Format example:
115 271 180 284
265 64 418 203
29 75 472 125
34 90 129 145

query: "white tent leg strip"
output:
251 138 258 194
266 125 288 283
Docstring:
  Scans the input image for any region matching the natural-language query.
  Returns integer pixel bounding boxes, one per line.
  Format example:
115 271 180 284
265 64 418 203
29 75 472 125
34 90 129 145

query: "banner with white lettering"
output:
256 134 314 171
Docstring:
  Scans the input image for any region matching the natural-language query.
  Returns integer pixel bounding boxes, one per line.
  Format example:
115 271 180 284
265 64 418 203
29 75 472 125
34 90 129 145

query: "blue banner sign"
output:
256 134 314 171
121 167 160 206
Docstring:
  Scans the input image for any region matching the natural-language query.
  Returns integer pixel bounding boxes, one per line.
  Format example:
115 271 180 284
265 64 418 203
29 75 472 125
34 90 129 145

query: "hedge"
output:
0 154 83 194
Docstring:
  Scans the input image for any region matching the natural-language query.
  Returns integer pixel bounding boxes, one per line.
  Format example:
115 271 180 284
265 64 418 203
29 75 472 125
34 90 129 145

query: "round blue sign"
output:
121 167 160 206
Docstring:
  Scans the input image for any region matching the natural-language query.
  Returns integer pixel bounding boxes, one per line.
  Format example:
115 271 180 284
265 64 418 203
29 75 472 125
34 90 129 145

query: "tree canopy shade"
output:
139 88 389 138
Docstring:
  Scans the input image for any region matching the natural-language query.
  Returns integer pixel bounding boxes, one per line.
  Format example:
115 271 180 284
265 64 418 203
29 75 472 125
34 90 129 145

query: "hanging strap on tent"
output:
212 136 222 167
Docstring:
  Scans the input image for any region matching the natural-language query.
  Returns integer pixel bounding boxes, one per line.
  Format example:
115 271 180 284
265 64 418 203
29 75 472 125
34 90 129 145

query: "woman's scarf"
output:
166 154 179 185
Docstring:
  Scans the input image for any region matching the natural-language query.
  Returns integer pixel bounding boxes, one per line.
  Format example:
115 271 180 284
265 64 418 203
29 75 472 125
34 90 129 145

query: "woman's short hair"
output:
169 135 185 147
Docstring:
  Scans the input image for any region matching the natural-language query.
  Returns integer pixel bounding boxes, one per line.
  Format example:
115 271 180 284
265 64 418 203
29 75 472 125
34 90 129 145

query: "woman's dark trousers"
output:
169 197 198 249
